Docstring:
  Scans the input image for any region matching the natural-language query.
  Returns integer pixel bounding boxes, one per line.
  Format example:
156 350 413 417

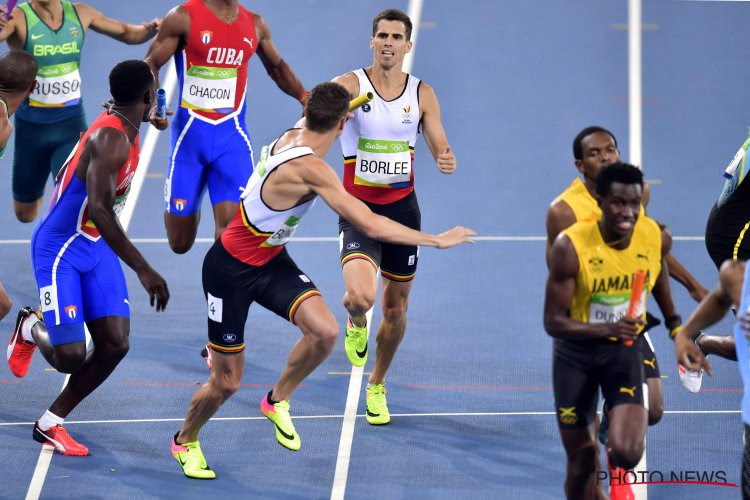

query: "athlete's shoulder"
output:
638 214 661 234
546 197 576 239
332 71 359 96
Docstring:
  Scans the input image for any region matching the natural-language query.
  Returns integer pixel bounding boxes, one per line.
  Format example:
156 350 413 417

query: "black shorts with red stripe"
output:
202 240 320 354
338 190 421 282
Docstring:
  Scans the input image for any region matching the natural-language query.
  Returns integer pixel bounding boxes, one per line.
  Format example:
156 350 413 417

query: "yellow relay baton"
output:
349 92 374 112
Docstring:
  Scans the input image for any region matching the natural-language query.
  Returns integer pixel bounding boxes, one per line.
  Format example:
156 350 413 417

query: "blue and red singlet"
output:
165 0 258 216
31 111 139 345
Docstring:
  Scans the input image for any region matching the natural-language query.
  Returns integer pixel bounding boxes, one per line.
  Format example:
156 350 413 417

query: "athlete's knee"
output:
381 302 407 324
210 367 242 399
607 438 644 470
0 294 11 321
52 343 88 373
648 401 663 426
97 331 130 362
168 235 195 254
14 204 38 223
565 440 598 487
343 287 376 315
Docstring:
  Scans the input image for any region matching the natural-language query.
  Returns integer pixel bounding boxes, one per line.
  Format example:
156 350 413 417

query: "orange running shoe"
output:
7 307 37 378
33 423 89 456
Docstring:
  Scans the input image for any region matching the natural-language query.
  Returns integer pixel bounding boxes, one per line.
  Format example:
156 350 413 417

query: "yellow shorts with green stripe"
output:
203 241 320 354
338 191 421 282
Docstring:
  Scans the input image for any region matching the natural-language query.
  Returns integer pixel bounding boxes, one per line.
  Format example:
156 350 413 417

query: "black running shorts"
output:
339 190 421 282
202 240 320 354
553 336 646 429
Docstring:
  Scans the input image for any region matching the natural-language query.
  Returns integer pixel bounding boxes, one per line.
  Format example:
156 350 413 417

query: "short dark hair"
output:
595 162 643 198
0 50 37 92
305 82 350 133
109 60 153 103
573 125 617 160
372 9 412 40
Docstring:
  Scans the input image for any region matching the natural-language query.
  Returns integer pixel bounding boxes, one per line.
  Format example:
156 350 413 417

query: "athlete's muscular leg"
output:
369 278 412 385
342 259 378 327
13 198 44 224
212 201 238 241
0 281 11 321
560 426 607 499
47 316 130 418
647 377 663 425
164 211 201 254
606 403 648 469
178 349 244 443
271 296 338 401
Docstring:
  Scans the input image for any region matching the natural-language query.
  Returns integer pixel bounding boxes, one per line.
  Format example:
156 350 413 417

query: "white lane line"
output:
0 235 709 245
629 0 643 169
25 60 177 500
628 1 646 497
330 1 424 498
2 409 739 427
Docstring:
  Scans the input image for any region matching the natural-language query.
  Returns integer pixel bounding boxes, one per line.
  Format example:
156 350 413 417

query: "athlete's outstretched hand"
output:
0 6 12 30
674 330 713 376
142 18 161 36
606 316 643 341
138 266 170 312
437 146 456 174
149 105 173 130
435 226 475 249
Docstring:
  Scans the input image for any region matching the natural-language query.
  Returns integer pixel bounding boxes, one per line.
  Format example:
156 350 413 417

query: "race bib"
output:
354 137 411 188
181 65 237 114
262 215 301 247
590 290 646 341
29 62 82 107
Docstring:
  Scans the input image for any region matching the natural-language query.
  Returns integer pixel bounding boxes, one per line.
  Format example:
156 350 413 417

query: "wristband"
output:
665 314 682 332
299 91 310 105
669 325 683 339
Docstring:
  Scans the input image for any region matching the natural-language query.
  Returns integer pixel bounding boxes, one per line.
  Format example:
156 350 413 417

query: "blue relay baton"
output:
156 89 167 118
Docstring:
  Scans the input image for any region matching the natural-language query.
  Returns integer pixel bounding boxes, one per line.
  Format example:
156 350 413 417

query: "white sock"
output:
37 410 64 431
21 314 40 344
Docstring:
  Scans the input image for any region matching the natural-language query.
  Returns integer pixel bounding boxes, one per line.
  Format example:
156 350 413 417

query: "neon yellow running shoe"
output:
344 316 368 367
260 393 301 451
171 434 216 479
366 383 390 425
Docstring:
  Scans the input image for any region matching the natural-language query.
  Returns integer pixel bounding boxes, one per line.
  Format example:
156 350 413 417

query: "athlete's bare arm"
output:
143 6 188 129
544 233 642 341
0 6 26 48
81 128 169 310
253 14 306 105
672 260 744 373
545 199 577 267
299 156 474 248
331 72 360 98
651 225 680 324
75 4 159 45
419 82 455 174
0 115 11 151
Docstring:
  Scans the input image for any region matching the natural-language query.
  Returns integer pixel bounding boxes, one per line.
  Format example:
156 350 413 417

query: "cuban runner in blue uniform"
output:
6 61 169 457
144 0 309 255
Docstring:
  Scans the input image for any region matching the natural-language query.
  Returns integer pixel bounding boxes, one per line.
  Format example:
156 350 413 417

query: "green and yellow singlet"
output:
16 0 84 123
563 217 662 337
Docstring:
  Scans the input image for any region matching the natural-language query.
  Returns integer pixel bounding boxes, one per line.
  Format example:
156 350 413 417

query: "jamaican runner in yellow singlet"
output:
545 163 683 499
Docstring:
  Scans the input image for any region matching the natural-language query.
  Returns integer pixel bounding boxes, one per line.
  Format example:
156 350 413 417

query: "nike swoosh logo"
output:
273 421 295 441
178 455 186 466
31 34 44 40
356 342 367 358
367 410 380 417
